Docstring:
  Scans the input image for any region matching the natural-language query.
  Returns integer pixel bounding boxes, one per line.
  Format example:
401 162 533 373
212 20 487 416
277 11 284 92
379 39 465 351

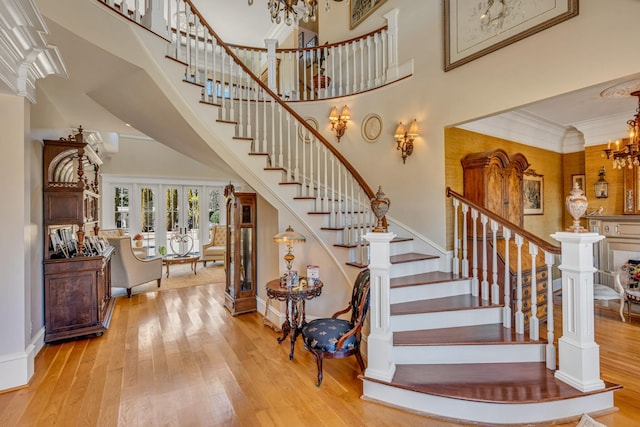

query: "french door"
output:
165 186 200 256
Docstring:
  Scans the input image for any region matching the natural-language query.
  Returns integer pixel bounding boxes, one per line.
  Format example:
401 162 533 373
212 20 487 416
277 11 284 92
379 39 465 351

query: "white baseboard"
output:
0 326 45 392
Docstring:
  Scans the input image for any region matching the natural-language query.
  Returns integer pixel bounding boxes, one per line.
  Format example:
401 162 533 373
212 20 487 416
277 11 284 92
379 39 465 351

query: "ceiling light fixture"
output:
248 0 341 26
603 90 640 170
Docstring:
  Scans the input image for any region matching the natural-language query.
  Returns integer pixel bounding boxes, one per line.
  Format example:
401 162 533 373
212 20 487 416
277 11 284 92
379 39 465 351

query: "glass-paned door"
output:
114 187 130 232
140 187 156 256
165 186 200 256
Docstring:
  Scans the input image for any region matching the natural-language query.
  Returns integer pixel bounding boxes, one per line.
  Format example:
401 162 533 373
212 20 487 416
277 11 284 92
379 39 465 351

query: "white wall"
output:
308 0 640 249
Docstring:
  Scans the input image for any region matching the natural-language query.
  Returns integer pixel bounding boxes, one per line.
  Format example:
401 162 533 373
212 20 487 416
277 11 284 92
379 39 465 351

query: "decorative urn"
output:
566 182 588 232
370 186 390 232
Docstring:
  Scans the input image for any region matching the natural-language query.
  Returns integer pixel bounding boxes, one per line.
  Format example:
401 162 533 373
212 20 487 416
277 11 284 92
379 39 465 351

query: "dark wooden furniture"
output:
43 128 115 343
461 149 529 227
300 269 368 386
224 186 257 315
266 277 323 360
461 149 547 328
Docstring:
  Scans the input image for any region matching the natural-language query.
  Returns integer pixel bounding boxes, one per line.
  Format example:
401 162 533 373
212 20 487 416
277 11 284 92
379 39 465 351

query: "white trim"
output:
0 326 45 391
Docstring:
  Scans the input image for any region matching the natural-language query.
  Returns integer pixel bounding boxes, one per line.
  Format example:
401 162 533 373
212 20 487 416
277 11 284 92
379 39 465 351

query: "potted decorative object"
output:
158 246 167 256
312 43 330 92
133 233 144 247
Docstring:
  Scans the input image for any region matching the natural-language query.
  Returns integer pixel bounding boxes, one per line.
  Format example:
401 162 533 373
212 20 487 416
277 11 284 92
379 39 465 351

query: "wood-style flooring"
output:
0 272 639 426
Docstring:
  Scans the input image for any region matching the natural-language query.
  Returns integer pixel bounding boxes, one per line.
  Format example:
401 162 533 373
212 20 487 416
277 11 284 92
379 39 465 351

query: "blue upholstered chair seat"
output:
301 318 357 353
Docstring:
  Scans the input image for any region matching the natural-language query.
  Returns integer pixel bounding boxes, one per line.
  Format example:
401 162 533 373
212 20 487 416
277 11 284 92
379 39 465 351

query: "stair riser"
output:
390 259 439 278
362 381 615 425
390 280 471 304
391 307 502 331
392 343 546 364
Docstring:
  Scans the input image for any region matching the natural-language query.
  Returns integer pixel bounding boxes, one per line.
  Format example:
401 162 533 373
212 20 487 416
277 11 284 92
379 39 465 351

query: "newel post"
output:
551 231 605 392
264 39 279 94
142 0 168 37
364 231 396 382
383 8 399 80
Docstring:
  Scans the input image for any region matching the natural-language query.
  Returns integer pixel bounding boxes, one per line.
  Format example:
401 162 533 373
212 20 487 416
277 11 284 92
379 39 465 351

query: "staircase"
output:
45 1 620 424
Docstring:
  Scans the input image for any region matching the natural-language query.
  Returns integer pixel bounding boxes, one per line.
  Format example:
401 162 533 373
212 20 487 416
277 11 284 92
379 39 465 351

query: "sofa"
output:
201 225 226 266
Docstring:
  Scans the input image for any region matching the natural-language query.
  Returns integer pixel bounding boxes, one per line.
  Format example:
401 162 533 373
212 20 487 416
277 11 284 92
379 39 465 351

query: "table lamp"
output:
273 225 306 276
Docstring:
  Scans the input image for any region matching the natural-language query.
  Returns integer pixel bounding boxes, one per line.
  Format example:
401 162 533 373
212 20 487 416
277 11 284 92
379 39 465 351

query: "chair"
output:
301 269 370 386
201 225 226 266
593 270 626 322
107 236 162 297
99 228 146 259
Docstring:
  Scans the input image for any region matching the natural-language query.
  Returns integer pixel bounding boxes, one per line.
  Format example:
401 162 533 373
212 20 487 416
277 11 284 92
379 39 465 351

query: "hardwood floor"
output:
0 279 639 426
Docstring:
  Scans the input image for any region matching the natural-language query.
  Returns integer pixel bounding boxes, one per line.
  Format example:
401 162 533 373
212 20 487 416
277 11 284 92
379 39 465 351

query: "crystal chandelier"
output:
248 0 336 26
603 90 640 170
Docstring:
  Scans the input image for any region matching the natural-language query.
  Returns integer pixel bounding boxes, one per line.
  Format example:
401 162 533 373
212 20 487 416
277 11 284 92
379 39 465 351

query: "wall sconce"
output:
394 119 419 164
329 105 350 142
594 166 609 199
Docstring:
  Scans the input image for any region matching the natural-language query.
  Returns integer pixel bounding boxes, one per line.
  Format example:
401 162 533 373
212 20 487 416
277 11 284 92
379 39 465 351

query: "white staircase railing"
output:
447 188 560 367
99 0 378 267
99 0 404 102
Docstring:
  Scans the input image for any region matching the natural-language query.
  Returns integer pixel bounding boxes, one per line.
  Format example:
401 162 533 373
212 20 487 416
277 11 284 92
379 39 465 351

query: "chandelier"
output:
248 0 336 26
603 90 640 170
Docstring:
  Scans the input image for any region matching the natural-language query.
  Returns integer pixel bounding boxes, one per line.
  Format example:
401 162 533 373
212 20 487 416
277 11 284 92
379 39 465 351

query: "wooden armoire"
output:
461 149 547 328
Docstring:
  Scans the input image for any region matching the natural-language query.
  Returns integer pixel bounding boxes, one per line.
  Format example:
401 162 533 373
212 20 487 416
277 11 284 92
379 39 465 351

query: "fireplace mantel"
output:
589 216 640 271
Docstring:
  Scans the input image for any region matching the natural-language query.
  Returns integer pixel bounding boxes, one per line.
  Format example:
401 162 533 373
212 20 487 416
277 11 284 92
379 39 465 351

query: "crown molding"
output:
0 0 67 103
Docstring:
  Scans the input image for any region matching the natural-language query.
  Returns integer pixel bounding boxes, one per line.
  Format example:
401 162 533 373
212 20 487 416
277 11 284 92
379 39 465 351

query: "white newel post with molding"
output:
551 231 605 392
264 39 279 94
142 0 168 38
364 231 396 382
383 9 399 81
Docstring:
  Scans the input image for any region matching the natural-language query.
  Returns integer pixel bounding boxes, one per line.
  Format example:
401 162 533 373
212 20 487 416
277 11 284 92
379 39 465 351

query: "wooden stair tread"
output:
390 271 463 288
362 363 621 404
335 236 413 249
393 323 545 346
391 252 438 264
390 294 501 315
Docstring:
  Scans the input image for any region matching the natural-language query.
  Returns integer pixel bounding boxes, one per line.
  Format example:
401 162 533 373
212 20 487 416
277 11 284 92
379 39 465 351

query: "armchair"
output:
99 228 146 259
594 270 626 322
201 225 226 266
301 269 370 386
107 236 162 297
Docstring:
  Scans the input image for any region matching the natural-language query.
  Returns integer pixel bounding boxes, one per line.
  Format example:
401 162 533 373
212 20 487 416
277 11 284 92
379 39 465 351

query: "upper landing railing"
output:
98 0 407 101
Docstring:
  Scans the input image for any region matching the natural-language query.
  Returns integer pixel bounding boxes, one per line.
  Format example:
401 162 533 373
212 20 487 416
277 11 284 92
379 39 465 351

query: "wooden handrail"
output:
183 0 375 200
446 187 561 255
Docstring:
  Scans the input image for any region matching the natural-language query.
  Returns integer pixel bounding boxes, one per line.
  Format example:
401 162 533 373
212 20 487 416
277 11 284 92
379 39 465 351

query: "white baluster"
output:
461 203 468 277
452 199 460 276
529 243 539 341
358 39 365 92
366 35 373 89
471 208 479 296
545 251 556 370
491 219 499 305
502 228 512 328
480 214 489 300
338 45 343 97
515 234 524 335
330 45 336 98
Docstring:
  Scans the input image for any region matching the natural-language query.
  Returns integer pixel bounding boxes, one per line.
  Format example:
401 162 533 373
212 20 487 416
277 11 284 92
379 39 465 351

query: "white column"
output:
264 38 279 94
551 231 605 392
383 9 399 80
364 231 396 382
142 0 168 37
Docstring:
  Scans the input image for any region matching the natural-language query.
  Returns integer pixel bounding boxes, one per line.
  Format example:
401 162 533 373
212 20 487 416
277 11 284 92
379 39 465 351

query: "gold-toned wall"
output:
444 128 563 250
584 144 621 216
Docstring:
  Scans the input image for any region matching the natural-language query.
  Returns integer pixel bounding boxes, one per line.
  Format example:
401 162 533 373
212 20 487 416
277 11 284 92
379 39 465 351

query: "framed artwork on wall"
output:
524 172 544 215
444 0 579 71
350 0 387 29
572 174 585 192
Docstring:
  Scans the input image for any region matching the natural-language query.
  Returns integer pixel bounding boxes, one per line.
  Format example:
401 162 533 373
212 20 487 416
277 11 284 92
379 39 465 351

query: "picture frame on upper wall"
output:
350 0 387 30
572 174 586 192
444 0 579 71
524 172 544 215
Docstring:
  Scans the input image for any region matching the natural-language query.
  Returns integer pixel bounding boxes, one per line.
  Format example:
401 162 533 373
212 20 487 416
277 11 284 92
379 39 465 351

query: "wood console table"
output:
162 254 199 278
266 278 323 360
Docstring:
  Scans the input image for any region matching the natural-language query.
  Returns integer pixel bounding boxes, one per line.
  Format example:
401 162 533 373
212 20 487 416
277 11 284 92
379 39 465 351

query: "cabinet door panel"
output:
46 273 97 332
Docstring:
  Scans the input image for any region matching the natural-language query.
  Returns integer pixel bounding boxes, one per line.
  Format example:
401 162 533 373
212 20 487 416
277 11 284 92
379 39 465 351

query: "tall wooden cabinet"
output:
461 149 529 226
461 149 547 328
43 128 115 343
224 185 257 315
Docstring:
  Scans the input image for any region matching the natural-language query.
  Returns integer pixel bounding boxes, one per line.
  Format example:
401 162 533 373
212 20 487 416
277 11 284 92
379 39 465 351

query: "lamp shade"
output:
407 119 419 137
273 225 306 244
394 122 405 139
340 106 351 120
329 107 339 122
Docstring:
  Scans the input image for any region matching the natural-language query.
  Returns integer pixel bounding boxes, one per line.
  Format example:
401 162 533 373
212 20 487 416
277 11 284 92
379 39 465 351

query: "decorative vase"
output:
566 182 588 232
135 239 143 248
370 186 390 232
